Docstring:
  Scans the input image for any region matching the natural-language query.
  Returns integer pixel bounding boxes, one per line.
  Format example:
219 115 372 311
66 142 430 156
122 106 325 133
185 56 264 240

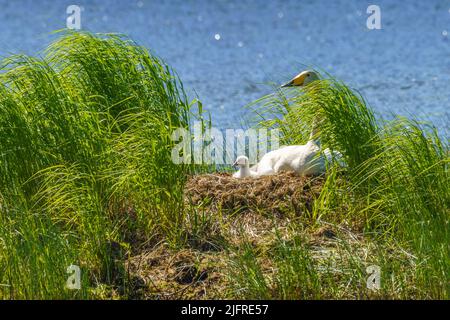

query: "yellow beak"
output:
281 73 307 88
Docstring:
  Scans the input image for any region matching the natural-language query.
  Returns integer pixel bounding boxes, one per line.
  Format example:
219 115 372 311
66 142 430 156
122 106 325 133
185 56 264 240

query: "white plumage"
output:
232 144 344 179
232 69 346 179
232 155 259 178
251 141 344 177
252 141 320 176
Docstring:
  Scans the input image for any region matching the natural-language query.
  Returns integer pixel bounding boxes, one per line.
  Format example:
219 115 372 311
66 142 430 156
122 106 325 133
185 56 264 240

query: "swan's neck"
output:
238 166 251 178
309 119 321 148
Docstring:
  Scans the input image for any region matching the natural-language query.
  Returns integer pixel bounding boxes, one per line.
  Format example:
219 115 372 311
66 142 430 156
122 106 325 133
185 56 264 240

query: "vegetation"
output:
235 79 449 299
0 31 202 298
0 31 448 299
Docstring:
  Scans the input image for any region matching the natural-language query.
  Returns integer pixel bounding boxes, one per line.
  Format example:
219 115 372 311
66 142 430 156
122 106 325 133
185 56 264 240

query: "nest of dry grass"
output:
185 172 325 215
121 172 345 299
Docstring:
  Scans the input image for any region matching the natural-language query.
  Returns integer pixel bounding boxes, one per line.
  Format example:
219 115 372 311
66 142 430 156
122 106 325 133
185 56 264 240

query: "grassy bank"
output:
0 31 203 298
235 80 449 299
0 32 448 299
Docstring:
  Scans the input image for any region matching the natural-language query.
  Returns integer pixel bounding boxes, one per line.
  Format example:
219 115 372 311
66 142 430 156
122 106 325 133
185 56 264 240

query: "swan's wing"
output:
256 168 275 177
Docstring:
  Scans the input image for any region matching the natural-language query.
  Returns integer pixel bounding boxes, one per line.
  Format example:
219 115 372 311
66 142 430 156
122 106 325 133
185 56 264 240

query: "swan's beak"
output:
281 73 307 88
280 80 294 88
232 161 238 168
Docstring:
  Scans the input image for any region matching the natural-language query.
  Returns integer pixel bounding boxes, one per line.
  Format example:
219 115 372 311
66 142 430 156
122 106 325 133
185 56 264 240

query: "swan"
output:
280 69 346 169
246 124 345 177
232 70 346 179
232 155 259 178
232 142 344 178
250 124 325 177
281 70 320 88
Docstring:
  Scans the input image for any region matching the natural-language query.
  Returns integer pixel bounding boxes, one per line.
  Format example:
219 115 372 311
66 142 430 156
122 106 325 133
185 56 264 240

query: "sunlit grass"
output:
228 76 449 299
0 31 202 298
0 33 447 299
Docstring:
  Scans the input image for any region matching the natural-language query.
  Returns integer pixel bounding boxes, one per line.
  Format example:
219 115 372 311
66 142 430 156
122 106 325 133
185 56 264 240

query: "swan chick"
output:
232 155 258 178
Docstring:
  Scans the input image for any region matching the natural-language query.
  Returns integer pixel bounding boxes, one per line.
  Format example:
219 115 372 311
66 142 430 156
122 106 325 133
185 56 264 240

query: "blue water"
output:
0 0 449 131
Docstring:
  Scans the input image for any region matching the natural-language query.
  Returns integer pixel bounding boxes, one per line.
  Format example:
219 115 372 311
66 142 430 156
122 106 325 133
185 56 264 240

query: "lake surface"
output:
0 0 449 131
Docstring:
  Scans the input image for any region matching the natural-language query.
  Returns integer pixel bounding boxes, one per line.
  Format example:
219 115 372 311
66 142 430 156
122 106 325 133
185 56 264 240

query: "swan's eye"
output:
307 74 310 77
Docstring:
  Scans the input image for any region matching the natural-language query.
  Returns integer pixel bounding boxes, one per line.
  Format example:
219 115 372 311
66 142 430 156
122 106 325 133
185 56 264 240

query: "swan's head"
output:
233 155 249 168
281 70 319 88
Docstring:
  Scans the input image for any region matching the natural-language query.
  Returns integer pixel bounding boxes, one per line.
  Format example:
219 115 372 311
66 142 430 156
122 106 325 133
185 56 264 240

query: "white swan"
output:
232 70 346 179
232 145 344 179
232 155 258 178
250 125 325 177
281 70 320 88
280 69 347 170
241 127 345 178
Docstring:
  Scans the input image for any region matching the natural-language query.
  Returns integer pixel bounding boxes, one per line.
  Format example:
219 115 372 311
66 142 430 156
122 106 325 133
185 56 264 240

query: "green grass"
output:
229 78 449 299
0 31 203 298
0 32 448 299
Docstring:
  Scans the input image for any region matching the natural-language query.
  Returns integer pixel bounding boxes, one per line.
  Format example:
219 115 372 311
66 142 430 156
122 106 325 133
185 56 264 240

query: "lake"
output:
0 0 449 131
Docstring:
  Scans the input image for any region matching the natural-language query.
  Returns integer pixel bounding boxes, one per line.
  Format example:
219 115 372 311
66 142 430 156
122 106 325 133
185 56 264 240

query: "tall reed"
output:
0 31 201 298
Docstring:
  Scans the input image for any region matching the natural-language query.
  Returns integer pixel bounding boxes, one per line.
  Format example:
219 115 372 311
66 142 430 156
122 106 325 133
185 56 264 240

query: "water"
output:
0 0 449 131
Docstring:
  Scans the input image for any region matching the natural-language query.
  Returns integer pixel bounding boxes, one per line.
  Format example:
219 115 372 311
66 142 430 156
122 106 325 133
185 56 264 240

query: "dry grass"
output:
185 172 325 215
121 172 328 299
119 172 422 300
121 172 376 299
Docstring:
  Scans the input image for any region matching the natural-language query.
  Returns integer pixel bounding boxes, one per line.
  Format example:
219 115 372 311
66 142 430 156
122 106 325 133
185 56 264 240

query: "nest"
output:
185 172 325 215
